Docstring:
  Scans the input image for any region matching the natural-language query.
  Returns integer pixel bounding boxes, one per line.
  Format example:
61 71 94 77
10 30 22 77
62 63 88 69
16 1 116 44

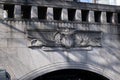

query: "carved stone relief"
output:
27 27 102 50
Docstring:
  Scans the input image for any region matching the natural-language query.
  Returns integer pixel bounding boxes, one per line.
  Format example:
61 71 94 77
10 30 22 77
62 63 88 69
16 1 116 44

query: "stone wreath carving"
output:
28 28 101 49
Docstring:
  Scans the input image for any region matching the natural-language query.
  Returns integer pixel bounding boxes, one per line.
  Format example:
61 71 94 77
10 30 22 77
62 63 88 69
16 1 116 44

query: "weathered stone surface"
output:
101 12 107 23
61 9 68 20
112 13 117 24
31 6 38 19
0 22 11 32
68 51 87 63
0 4 4 19
75 10 81 21
0 1 120 80
47 7 53 20
7 38 27 48
14 5 21 19
88 11 95 22
0 20 119 80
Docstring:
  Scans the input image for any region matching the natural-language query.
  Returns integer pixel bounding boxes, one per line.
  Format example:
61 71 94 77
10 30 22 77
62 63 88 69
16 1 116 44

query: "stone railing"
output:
0 2 120 24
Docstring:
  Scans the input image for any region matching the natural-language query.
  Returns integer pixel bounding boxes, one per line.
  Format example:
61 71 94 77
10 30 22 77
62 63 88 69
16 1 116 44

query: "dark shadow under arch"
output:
33 69 109 80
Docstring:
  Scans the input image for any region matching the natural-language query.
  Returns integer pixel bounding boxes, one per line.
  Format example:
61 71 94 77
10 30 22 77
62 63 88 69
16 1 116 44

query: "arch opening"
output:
33 69 109 80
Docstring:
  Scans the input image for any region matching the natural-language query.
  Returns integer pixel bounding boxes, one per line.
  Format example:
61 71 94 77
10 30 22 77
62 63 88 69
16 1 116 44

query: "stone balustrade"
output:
0 4 119 24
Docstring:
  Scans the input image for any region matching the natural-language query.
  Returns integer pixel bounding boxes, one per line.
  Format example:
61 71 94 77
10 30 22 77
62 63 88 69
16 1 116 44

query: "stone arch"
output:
19 62 112 80
33 69 109 80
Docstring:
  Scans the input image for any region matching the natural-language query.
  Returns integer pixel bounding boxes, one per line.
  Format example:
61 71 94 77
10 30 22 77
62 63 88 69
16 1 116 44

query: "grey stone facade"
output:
0 0 120 80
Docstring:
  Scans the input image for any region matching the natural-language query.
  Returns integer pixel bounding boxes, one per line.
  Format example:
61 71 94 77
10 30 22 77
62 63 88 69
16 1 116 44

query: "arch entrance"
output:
33 69 109 80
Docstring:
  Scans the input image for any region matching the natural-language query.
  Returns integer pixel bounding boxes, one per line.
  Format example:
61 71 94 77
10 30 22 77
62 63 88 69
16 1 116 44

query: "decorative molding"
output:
27 27 102 50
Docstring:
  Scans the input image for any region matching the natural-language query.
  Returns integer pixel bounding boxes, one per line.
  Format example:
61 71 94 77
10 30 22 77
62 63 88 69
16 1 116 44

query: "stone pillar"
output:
112 13 117 24
61 8 68 20
0 4 4 19
101 12 107 23
75 9 81 21
47 7 53 20
31 6 38 19
14 5 21 19
2 4 8 19
88 11 94 23
3 10 8 18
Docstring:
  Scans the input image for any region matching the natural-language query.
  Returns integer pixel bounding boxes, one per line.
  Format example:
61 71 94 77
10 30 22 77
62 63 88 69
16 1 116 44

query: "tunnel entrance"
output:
33 69 109 80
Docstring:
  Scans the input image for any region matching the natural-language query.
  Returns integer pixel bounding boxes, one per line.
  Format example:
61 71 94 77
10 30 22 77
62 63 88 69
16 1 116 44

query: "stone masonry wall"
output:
0 1 120 80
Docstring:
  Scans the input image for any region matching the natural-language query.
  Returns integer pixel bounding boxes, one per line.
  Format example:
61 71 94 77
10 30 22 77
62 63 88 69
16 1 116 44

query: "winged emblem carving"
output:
28 28 102 49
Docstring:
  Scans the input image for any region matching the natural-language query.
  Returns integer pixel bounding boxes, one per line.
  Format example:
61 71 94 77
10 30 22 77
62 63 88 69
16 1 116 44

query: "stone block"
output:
31 6 38 19
47 7 53 20
3 10 7 19
7 48 18 55
104 68 120 80
87 49 108 66
27 21 53 30
61 9 68 20
26 48 52 69
0 38 7 48
76 24 85 30
75 9 81 21
0 22 11 32
68 51 87 63
11 21 26 33
8 38 27 48
50 51 68 63
11 32 25 38
17 48 36 69
0 32 10 38
109 26 118 34
77 23 90 31
0 4 4 19
88 11 94 23
89 24 100 31
100 25 109 33
101 12 107 23
112 13 117 24
14 5 21 19
0 48 8 58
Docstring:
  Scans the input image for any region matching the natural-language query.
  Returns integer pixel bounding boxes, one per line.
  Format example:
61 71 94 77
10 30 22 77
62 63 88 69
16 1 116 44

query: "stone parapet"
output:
0 1 120 80
0 0 120 12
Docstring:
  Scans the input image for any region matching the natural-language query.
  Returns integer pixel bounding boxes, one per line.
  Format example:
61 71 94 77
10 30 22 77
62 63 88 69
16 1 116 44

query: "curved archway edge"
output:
19 62 113 80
